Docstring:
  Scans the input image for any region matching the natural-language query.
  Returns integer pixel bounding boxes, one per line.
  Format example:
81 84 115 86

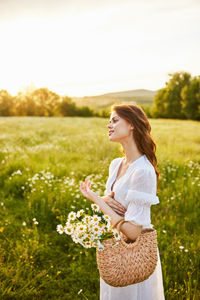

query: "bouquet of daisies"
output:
56 203 121 251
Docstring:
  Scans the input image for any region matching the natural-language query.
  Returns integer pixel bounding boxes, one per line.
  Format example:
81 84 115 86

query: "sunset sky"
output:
0 0 200 97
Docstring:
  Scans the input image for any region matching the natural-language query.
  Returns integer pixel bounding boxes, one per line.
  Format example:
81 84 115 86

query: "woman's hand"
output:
101 191 127 217
79 178 98 202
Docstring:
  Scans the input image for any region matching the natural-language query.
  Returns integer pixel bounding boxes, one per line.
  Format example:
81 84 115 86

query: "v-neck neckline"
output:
110 154 145 191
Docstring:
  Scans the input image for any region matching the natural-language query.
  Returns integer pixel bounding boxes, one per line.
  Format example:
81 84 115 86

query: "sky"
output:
0 0 200 97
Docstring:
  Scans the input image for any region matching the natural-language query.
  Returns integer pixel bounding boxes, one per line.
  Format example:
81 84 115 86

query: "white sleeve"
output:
124 168 159 226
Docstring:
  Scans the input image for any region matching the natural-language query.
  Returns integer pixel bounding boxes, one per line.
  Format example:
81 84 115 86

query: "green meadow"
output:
0 116 199 299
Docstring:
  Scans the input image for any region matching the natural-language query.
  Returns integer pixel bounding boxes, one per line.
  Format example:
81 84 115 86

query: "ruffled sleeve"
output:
124 168 159 227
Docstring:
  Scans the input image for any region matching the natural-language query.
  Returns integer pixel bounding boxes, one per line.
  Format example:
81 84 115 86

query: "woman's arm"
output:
95 196 142 241
80 179 142 241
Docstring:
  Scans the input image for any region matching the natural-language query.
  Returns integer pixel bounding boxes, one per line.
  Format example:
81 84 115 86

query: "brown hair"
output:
111 104 159 193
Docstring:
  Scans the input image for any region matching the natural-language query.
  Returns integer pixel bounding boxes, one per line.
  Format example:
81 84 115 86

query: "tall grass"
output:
0 117 199 299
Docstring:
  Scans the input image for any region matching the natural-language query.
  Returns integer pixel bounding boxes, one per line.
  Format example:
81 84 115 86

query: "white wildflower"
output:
56 224 64 234
77 209 85 218
91 203 100 212
112 228 121 240
64 225 74 235
92 215 101 223
68 211 77 221
103 214 111 222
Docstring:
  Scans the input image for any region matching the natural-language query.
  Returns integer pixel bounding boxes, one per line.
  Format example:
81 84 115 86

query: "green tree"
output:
0 90 14 116
181 76 200 120
59 96 78 116
31 88 60 116
152 71 193 119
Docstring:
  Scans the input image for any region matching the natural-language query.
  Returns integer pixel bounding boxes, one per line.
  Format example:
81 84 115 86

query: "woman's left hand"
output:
80 179 98 202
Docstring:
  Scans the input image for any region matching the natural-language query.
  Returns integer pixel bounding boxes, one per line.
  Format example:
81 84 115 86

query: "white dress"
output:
100 154 165 300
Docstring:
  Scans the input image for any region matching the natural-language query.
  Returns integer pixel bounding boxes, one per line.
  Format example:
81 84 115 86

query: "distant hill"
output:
72 89 157 111
100 89 157 98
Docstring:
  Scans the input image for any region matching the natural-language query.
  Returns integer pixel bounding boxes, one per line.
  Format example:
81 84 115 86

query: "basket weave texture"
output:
96 226 158 287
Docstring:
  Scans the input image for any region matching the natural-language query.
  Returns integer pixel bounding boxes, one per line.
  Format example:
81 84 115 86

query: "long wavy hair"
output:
111 104 159 193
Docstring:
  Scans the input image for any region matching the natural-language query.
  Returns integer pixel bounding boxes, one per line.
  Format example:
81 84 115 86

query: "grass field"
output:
0 117 200 299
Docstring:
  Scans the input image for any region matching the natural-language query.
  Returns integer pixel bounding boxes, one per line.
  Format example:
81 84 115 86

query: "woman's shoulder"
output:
108 157 123 174
132 155 156 179
110 157 123 165
139 155 156 172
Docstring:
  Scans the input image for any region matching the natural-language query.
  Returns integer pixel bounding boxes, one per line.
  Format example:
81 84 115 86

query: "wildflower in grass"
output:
56 224 64 234
91 203 100 212
184 249 189 252
179 246 184 250
1 202 4 206
162 230 166 233
68 211 76 221
22 221 26 226
33 218 39 225
78 289 83 295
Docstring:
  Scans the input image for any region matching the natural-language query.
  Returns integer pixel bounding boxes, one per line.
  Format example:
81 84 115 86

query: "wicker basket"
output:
96 220 158 287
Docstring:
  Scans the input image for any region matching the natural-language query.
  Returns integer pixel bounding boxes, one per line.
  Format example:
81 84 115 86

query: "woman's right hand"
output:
101 191 127 217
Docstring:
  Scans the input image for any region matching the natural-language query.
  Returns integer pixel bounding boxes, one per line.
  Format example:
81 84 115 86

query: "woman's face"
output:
107 111 133 142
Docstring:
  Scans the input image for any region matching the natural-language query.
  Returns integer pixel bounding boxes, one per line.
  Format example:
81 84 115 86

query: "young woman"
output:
80 104 165 300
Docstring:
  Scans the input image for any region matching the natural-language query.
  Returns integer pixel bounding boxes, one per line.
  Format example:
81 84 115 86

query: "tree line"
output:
151 71 200 120
0 88 108 117
0 71 199 120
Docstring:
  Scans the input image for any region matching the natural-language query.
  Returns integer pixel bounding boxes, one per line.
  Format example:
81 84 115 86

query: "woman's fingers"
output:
110 200 126 212
109 202 126 214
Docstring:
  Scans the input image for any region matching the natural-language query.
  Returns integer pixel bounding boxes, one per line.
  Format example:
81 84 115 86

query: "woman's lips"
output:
109 131 114 136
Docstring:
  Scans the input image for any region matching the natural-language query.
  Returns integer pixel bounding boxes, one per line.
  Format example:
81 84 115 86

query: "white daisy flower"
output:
82 215 91 224
84 241 92 248
103 214 111 222
68 211 77 221
56 224 64 234
92 240 99 247
91 203 100 212
112 229 121 240
77 224 87 233
92 215 101 223
77 209 85 218
92 225 103 236
64 224 74 235
105 221 112 231
22 221 26 226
